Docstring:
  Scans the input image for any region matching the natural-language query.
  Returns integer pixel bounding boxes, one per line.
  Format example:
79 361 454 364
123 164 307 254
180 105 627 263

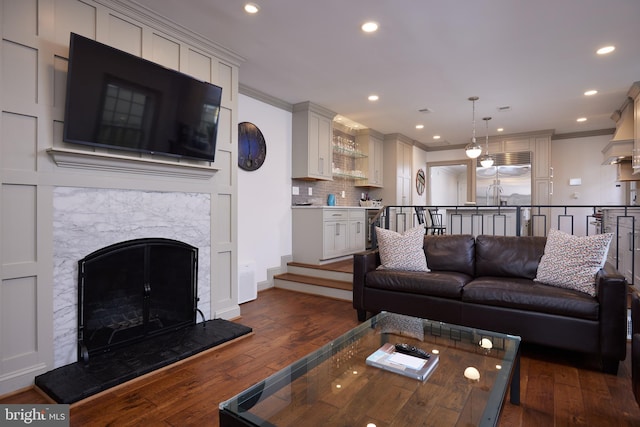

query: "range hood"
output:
616 160 640 182
602 101 634 165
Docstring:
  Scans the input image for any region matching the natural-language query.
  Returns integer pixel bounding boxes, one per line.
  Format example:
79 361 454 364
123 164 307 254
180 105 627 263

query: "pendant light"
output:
465 96 482 159
479 116 494 168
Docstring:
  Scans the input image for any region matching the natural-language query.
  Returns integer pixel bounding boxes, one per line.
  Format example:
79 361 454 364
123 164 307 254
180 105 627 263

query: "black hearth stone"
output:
35 319 252 404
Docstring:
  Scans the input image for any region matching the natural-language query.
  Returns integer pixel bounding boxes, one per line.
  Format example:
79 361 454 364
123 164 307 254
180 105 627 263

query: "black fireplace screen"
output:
78 238 198 361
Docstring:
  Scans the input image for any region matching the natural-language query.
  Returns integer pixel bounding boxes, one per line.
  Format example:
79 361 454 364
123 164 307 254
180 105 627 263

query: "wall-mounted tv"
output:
63 33 223 162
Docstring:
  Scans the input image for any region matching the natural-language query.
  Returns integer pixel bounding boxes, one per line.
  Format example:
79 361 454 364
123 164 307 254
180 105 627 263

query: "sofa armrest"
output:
352 249 380 313
597 263 628 361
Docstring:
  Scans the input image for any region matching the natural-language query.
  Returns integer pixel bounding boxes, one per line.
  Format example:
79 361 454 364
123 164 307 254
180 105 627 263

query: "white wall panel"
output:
151 32 179 70
218 62 233 104
213 107 233 175
1 184 37 264
216 193 232 244
214 150 233 188
215 250 233 303
2 0 38 41
1 276 38 369
53 0 96 45
2 40 38 110
107 14 142 56
187 49 212 82
1 113 37 172
52 55 68 113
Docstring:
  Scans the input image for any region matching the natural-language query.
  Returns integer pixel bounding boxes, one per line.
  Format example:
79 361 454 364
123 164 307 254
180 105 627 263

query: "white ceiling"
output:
133 0 640 149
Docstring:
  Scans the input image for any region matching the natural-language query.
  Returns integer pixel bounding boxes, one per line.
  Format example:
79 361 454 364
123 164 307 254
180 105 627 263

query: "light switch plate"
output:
292 186 299 195
308 187 313 196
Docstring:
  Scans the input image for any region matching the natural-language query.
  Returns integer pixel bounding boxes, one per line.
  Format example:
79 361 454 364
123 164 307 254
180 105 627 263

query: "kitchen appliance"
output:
476 152 532 205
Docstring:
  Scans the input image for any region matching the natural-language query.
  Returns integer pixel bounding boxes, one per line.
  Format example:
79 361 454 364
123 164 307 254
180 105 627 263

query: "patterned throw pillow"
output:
534 229 613 296
375 226 429 271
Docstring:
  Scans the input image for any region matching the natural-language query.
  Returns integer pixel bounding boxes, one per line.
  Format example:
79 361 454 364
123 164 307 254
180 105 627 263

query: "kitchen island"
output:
444 206 523 236
292 206 367 264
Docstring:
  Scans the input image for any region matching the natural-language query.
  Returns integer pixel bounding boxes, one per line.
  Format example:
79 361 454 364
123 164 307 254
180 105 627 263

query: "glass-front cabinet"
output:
332 124 367 180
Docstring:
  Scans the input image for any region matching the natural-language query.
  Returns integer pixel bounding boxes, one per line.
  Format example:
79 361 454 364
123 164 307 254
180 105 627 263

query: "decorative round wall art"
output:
416 168 426 195
238 122 267 171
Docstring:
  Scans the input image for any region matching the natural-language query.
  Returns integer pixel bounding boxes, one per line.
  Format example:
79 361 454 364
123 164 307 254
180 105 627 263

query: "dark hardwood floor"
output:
2 288 640 426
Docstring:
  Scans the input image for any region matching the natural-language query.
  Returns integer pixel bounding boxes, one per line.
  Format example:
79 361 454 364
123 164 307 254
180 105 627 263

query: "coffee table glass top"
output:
219 312 520 427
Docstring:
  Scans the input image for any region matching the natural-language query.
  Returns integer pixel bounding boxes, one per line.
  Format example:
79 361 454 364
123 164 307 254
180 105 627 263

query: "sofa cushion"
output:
534 229 613 297
423 234 475 276
366 269 470 299
375 226 429 271
462 277 599 320
475 235 546 279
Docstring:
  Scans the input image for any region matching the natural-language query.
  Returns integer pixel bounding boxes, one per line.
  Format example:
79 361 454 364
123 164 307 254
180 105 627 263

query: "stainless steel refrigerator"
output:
476 152 532 206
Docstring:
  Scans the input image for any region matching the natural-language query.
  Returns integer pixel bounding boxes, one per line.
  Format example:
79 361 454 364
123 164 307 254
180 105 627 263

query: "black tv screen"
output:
63 33 222 162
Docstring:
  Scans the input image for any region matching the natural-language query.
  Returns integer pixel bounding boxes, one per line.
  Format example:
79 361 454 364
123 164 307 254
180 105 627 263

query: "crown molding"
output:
239 84 293 112
98 0 245 66
552 128 615 140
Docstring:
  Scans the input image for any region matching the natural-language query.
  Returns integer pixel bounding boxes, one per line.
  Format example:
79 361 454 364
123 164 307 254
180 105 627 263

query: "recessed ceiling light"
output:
497 128 504 132
368 94 379 101
361 22 379 33
584 89 598 96
433 135 441 140
244 3 259 14
415 124 424 129
597 45 615 55
577 117 587 122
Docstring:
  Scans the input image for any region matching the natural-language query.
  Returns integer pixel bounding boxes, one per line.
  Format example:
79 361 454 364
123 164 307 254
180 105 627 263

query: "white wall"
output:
412 146 428 205
551 134 623 205
238 95 292 292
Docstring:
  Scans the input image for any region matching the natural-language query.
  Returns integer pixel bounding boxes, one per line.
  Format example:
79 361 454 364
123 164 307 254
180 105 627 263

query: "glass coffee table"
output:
220 312 520 427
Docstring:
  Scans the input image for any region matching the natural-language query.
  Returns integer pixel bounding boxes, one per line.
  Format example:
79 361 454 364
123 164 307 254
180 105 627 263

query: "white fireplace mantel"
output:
47 147 218 180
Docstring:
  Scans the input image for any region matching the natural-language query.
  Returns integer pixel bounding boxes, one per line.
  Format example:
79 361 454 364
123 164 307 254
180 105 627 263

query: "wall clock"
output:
238 122 267 171
416 169 426 195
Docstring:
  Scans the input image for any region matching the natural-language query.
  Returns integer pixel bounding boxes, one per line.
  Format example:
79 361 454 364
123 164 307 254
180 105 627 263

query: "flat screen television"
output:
63 33 223 162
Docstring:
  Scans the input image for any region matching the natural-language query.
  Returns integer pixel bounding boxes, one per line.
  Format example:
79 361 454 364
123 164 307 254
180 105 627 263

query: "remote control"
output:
394 343 430 359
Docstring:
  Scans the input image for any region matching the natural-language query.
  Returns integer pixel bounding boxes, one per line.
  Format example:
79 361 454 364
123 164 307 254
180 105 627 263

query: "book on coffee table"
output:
366 342 439 381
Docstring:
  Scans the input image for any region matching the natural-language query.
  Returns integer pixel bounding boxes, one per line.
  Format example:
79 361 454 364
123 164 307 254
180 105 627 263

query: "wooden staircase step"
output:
287 259 353 274
274 273 352 291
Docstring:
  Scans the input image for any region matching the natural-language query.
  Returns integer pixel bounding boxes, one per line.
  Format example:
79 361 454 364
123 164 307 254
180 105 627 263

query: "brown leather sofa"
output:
353 234 628 374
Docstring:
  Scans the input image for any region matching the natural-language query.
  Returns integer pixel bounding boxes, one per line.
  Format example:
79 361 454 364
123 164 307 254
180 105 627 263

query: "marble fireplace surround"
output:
52 187 211 368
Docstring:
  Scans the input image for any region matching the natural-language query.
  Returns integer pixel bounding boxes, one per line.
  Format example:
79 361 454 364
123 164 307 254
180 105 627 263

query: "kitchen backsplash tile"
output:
291 178 382 206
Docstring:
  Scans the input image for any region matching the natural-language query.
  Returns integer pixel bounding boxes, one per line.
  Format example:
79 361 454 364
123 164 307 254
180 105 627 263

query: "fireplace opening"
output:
78 238 199 362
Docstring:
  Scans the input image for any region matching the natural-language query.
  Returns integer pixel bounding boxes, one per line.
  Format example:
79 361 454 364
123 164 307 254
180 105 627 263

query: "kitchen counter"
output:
292 205 368 209
444 206 519 211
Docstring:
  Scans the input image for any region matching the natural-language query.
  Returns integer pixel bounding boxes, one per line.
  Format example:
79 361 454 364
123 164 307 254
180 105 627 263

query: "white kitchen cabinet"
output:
348 209 366 252
533 135 552 205
355 129 384 187
292 102 336 180
292 207 366 264
602 208 640 287
323 210 349 259
382 133 413 205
